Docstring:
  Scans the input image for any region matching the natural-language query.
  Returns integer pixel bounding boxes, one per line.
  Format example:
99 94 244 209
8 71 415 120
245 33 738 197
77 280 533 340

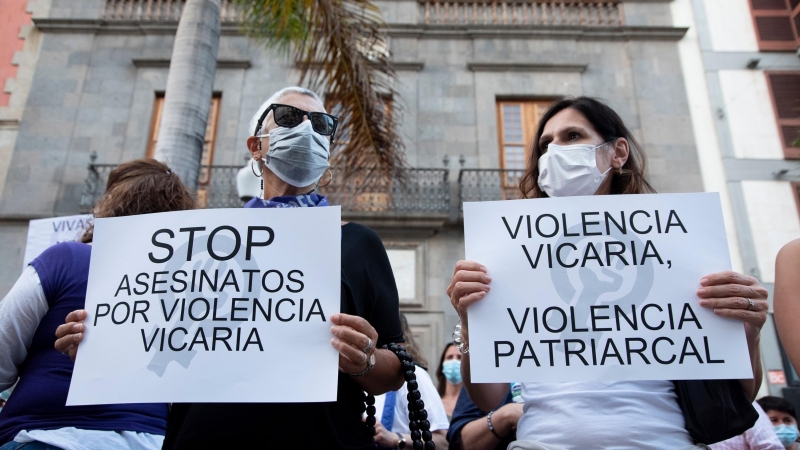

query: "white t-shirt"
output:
516 380 692 450
374 368 450 433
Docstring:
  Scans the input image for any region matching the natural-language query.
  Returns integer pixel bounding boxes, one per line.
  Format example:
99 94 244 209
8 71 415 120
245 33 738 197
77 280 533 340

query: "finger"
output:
331 337 368 366
452 281 491 303
64 309 88 324
699 297 768 312
331 325 370 351
55 321 84 339
447 265 489 297
453 290 488 313
330 314 377 340
453 260 487 277
54 332 83 353
697 283 767 300
449 275 491 299
713 307 767 326
452 270 493 286
700 271 759 287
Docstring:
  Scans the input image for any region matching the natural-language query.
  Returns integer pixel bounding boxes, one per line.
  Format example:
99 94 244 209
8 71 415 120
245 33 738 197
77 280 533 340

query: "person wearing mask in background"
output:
54 87 407 450
372 313 449 449
0 159 192 450
710 400 783 450
437 343 463 419
773 240 800 375
758 397 800 450
447 384 523 450
447 97 769 449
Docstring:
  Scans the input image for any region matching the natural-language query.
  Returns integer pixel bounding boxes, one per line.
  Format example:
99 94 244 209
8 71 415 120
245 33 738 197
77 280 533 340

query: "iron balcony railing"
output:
458 169 525 203
420 0 624 27
100 0 623 27
101 0 241 22
80 163 450 215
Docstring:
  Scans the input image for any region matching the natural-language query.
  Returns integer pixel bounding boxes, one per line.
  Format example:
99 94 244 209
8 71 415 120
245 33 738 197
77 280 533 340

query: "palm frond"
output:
236 0 405 179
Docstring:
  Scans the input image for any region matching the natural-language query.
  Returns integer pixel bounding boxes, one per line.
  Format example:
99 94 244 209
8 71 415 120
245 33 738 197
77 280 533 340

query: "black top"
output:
447 386 515 450
162 223 403 450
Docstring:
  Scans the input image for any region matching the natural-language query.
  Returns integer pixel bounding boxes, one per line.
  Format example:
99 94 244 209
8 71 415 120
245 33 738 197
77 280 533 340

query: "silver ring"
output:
747 298 755 311
362 352 369 365
363 337 373 354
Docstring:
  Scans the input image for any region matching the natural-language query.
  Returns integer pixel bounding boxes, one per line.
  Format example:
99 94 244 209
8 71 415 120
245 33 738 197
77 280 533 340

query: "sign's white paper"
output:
463 193 752 383
23 215 92 270
67 207 342 405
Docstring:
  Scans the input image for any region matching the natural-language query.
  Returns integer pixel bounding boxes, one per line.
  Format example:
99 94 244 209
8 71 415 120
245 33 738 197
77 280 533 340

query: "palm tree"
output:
236 0 404 179
156 0 402 193
154 0 221 191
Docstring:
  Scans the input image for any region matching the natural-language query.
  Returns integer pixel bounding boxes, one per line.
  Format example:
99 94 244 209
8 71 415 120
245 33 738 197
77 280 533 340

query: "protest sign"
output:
67 207 341 405
463 193 752 383
23 214 92 270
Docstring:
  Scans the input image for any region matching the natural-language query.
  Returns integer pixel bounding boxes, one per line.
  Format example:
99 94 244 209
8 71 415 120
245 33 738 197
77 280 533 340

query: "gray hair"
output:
250 86 325 136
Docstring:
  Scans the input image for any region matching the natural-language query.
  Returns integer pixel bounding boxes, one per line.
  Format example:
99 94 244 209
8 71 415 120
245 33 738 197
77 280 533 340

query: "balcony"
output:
419 0 624 27
458 169 524 203
101 0 240 22
80 162 450 218
99 0 623 28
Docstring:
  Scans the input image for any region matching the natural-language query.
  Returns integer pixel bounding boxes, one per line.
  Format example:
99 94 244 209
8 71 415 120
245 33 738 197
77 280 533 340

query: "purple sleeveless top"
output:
0 242 167 445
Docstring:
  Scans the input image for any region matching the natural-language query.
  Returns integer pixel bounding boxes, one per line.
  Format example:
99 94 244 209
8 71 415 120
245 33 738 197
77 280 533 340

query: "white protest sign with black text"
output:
23 214 92 270
463 193 751 383
67 207 341 405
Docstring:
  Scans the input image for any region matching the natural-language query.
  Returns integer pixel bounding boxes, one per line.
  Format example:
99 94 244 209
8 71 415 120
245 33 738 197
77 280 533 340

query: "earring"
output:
251 157 262 178
317 169 333 188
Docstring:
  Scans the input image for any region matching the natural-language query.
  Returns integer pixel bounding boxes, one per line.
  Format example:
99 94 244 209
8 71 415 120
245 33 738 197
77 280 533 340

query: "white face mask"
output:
537 141 612 197
259 120 330 187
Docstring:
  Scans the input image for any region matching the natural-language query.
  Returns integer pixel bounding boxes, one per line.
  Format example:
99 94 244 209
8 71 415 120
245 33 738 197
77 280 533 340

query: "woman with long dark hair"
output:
0 158 194 450
447 97 768 449
436 343 462 418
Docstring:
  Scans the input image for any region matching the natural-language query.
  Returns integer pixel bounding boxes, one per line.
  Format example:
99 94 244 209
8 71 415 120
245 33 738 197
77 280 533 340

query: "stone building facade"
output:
1 0 772 383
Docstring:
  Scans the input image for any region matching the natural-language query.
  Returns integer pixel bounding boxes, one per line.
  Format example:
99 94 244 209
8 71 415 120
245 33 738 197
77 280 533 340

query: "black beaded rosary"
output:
362 343 435 450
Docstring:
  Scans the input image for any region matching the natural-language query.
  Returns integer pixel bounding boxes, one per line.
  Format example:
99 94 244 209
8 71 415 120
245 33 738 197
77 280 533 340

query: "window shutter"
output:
766 72 800 159
749 0 800 51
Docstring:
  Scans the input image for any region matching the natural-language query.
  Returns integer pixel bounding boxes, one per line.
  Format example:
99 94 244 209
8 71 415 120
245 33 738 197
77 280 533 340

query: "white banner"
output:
463 193 752 383
23 215 92 270
67 207 342 405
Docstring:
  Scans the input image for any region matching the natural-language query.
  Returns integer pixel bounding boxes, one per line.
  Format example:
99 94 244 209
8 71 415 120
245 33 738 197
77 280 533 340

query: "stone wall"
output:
0 0 700 375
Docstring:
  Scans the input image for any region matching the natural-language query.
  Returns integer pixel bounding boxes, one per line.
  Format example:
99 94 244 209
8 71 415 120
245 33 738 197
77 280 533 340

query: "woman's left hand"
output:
697 271 768 341
330 313 379 374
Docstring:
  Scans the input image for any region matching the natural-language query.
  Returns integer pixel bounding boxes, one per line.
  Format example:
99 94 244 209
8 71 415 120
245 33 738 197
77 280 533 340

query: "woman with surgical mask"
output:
446 97 769 449
437 343 463 418
54 87 407 450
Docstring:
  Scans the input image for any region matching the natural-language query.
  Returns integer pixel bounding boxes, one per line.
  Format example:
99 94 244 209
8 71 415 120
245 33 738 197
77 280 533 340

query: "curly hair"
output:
518 97 656 199
81 158 195 243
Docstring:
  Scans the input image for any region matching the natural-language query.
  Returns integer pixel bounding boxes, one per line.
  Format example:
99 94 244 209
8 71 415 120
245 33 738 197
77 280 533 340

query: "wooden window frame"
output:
748 0 800 51
765 71 800 159
791 182 800 224
146 92 222 206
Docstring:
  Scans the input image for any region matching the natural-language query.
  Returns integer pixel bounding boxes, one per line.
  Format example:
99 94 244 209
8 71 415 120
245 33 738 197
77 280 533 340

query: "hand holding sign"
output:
66 207 342 405
461 193 757 384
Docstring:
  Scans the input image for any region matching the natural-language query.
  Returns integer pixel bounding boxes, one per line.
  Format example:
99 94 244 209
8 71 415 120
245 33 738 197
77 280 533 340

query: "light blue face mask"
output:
442 360 462 385
775 424 799 447
259 120 330 188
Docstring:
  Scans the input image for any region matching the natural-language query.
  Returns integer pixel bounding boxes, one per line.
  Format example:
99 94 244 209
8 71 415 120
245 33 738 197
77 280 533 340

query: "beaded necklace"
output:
363 343 436 449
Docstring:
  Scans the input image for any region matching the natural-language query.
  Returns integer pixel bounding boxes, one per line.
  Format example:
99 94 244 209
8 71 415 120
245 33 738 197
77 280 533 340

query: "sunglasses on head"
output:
254 103 339 140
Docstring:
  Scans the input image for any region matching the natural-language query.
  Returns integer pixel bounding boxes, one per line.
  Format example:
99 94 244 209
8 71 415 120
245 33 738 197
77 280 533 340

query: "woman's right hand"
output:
446 260 492 326
54 309 87 362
